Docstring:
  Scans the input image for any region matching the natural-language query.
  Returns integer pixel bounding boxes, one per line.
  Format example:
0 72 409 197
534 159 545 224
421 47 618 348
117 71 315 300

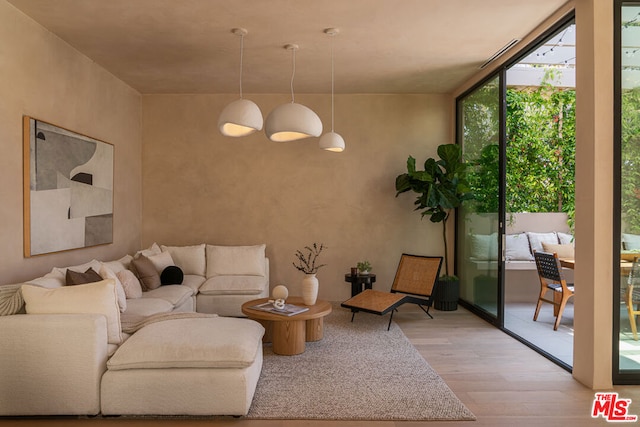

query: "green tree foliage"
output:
464 73 576 229
506 79 575 226
622 87 640 233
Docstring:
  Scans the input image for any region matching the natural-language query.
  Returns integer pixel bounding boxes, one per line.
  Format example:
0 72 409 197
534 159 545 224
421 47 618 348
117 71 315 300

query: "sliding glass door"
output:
615 1 640 384
456 15 577 370
456 76 502 320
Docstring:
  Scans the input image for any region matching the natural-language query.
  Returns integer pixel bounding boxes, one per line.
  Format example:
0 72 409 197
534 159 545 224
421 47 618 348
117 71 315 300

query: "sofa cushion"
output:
505 233 534 261
181 274 206 293
206 244 266 278
99 264 127 312
161 244 206 276
143 285 194 307
131 256 161 291
26 271 65 289
123 298 174 318
102 257 130 274
116 269 142 299
199 276 267 296
147 251 175 273
541 242 575 259
21 279 122 345
107 317 264 370
53 259 102 279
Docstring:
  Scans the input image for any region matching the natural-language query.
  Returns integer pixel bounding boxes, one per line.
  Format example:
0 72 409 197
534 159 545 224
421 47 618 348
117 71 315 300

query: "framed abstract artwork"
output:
23 117 114 257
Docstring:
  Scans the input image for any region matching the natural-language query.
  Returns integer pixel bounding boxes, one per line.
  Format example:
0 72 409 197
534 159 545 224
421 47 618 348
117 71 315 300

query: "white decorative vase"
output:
302 274 319 306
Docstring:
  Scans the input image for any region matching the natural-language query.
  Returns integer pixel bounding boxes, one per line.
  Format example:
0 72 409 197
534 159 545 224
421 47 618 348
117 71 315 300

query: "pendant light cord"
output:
290 47 296 104
330 34 335 132
239 33 244 99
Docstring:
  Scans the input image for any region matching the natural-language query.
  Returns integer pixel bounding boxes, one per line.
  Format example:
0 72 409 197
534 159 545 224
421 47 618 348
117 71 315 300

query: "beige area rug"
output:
245 304 476 421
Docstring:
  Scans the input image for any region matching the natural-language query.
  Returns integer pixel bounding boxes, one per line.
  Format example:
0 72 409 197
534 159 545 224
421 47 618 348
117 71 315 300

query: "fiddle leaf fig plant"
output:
395 143 474 279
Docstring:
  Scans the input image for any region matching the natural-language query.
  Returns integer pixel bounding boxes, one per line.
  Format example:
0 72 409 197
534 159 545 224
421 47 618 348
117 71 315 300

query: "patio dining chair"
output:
533 251 575 331
341 254 442 330
625 257 640 340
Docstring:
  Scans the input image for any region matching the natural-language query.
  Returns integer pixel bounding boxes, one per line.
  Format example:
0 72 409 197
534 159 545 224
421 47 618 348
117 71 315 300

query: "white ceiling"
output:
7 0 569 94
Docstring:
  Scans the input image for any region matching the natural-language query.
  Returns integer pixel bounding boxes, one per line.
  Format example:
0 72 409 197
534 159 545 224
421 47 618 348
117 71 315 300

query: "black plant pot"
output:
433 278 459 311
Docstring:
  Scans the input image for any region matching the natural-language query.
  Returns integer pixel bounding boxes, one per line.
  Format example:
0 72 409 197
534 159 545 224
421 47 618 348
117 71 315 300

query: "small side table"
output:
344 273 376 297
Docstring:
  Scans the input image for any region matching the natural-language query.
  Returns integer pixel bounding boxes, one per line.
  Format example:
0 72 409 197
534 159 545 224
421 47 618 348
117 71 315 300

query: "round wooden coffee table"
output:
241 297 332 355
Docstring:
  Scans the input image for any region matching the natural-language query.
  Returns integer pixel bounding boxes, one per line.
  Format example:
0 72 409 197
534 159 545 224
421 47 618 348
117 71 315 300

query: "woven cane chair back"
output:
391 254 442 297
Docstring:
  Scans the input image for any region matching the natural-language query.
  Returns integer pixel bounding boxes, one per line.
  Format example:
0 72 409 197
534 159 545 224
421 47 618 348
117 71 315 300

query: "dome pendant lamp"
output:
265 44 322 142
319 28 345 152
218 28 263 137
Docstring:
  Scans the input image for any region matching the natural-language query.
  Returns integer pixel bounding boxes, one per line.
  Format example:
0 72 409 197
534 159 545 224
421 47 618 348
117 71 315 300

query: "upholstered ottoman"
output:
101 317 264 416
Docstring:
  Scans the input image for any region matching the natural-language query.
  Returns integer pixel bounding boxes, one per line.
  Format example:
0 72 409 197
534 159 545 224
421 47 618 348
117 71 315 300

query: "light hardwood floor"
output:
2 305 638 427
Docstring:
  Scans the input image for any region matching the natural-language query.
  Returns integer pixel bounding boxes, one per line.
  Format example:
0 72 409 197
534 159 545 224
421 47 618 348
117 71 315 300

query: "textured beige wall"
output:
142 93 451 301
0 1 142 284
573 0 614 389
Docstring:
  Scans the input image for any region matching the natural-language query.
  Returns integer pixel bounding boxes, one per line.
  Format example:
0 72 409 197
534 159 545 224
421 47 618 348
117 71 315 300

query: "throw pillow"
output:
505 233 534 261
206 244 266 278
541 242 575 259
161 266 184 285
161 244 206 276
146 251 175 273
131 255 161 291
557 232 574 245
134 242 162 259
469 234 498 261
623 233 640 250
65 268 103 286
0 283 25 316
526 232 558 253
98 264 127 312
116 269 143 299
21 280 122 345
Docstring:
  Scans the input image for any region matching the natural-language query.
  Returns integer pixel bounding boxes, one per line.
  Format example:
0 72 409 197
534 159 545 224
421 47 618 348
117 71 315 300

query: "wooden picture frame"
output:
23 116 114 257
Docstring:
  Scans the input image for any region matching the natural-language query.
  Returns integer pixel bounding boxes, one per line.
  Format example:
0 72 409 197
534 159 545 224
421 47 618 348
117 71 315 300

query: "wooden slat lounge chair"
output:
341 254 443 330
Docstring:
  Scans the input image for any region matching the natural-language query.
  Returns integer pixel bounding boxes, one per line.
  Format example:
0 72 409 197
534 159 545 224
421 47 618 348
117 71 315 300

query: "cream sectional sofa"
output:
0 242 270 417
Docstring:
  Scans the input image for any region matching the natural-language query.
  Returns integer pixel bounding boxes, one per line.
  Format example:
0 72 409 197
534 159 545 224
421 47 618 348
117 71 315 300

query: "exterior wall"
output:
0 1 142 284
141 93 451 301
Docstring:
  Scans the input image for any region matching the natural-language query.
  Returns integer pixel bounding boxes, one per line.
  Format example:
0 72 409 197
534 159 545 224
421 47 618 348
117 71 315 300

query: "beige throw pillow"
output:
21 279 122 344
116 269 142 299
541 242 575 259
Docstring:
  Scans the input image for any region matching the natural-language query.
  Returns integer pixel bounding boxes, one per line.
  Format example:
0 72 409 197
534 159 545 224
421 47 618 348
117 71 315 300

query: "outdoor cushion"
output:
526 231 558 253
470 233 498 261
199 276 267 295
107 317 264 370
542 242 575 259
505 233 534 261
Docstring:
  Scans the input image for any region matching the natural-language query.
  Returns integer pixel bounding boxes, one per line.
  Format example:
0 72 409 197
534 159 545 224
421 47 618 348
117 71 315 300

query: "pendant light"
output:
265 44 322 142
319 28 345 152
218 28 263 137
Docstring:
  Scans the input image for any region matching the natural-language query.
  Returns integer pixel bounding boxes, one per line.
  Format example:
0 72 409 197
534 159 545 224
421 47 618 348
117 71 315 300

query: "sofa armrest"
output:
0 313 109 415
